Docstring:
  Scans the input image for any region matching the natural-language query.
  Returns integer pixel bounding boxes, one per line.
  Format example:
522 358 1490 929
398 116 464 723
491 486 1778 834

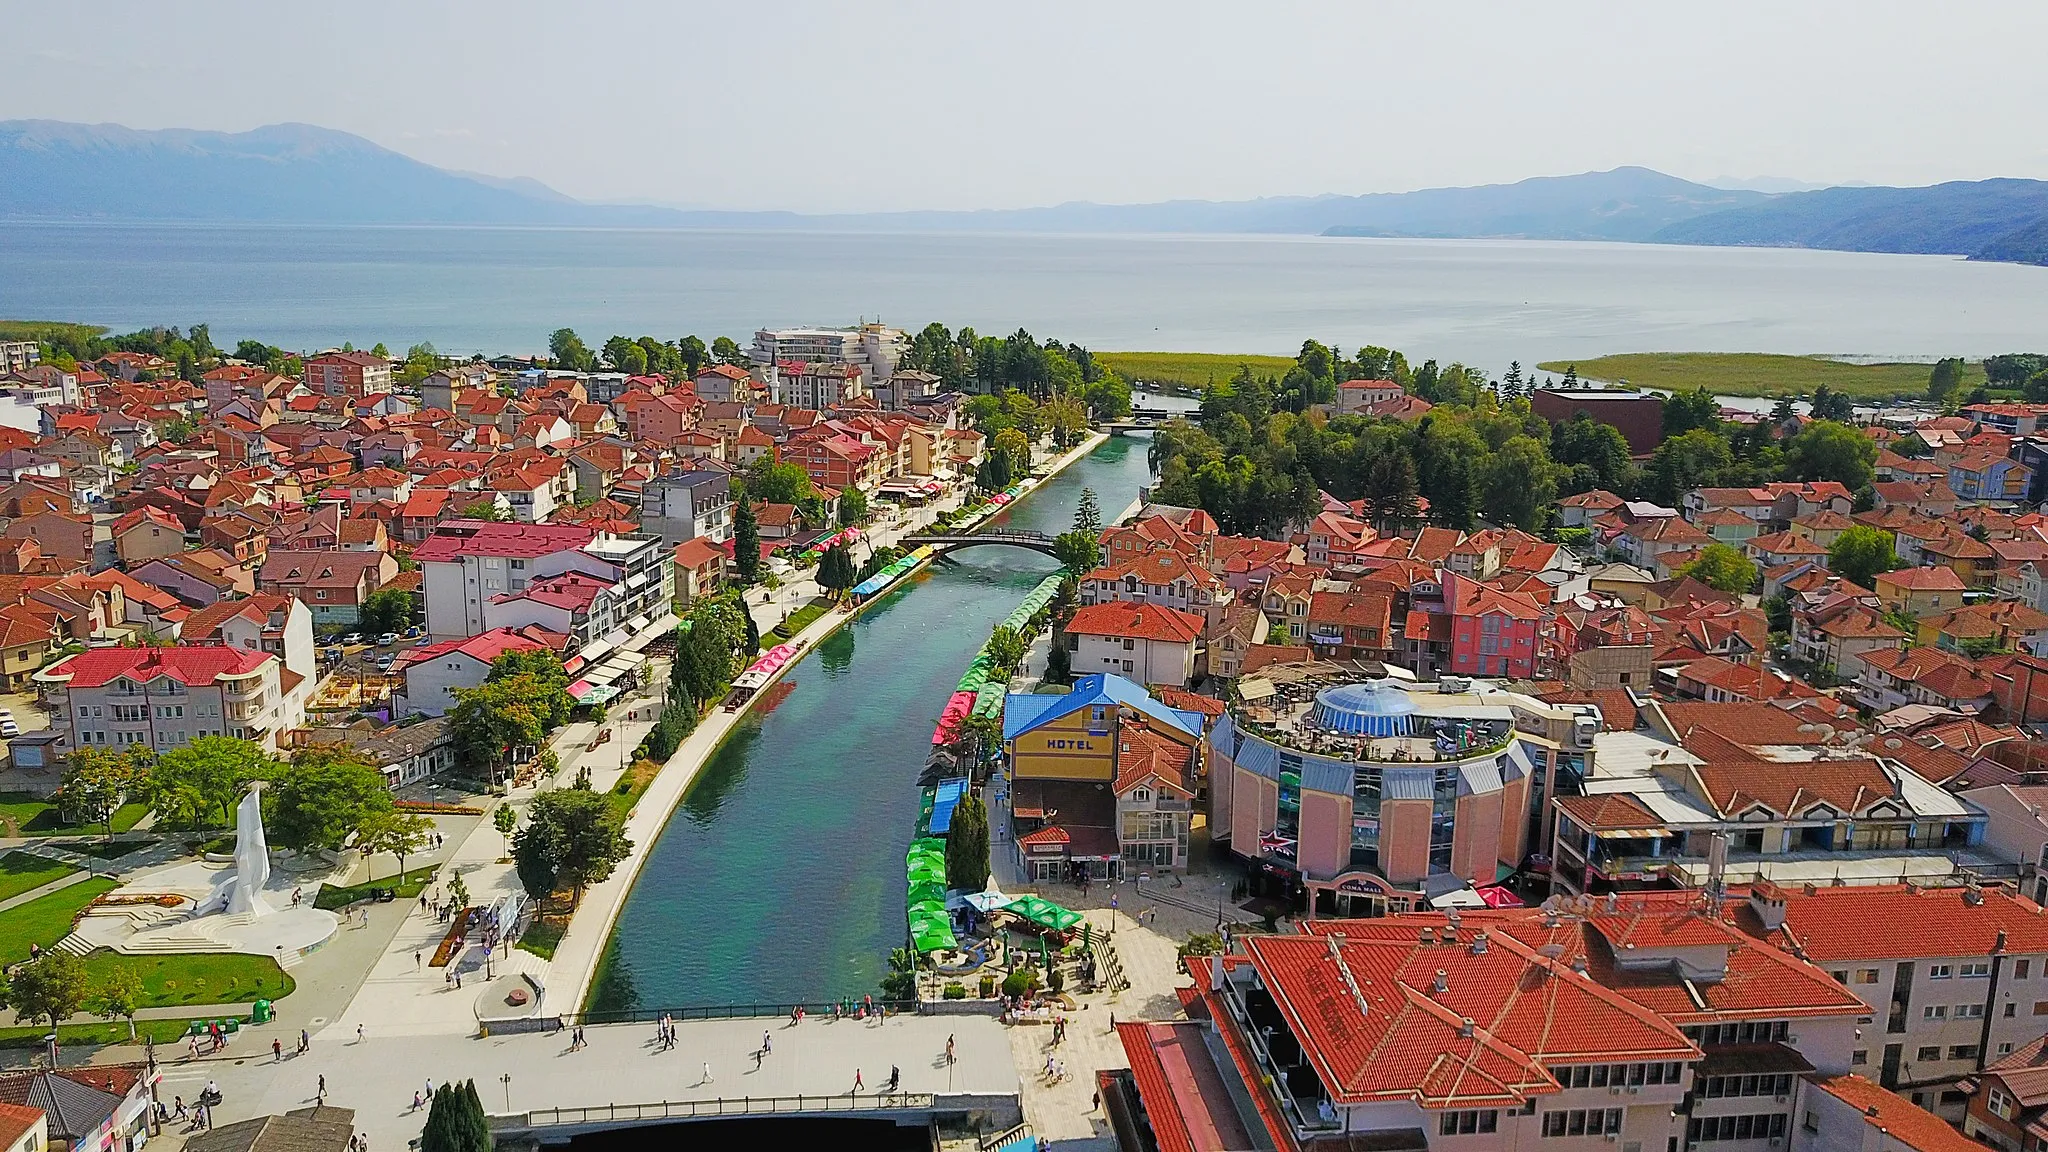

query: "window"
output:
2036 1001 2048 1016
1925 1005 1948 1020
1917 1046 1942 1062
1962 961 1993 978
1803 1112 1818 1134
1950 1045 1980 1061
1440 1111 1499 1136
2008 1003 2019 1018
1122 638 1135 651
1929 964 1953 979
1857 969 1881 984
2020 960 2034 980
1542 1109 1622 1139
1957 1003 1986 1019
1687 1115 1787 1144
1851 1050 1868 1066
1991 1089 2014 1120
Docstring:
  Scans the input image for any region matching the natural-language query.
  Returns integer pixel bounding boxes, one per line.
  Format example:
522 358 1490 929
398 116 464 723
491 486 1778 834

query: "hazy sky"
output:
6 1 2046 213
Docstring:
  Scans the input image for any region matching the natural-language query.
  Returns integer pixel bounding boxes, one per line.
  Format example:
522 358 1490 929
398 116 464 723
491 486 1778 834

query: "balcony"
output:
1217 971 1342 1137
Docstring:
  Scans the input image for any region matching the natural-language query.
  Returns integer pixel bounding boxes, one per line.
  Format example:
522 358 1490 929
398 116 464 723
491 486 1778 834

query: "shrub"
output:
979 974 997 998
942 982 967 1000
1047 966 1064 994
1000 969 1039 998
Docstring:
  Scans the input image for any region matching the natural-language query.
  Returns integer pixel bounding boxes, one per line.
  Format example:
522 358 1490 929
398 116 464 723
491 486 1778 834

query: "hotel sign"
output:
1013 723 1115 781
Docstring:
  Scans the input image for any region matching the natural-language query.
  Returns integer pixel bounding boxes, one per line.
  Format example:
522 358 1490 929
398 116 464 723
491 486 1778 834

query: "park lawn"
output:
55 839 145 862
516 916 566 961
1096 351 1296 392
0 792 149 838
1534 352 1988 401
79 949 294 1008
314 866 436 911
606 757 662 821
0 877 119 964
0 1016 203 1050
0 852 79 902
769 600 829 641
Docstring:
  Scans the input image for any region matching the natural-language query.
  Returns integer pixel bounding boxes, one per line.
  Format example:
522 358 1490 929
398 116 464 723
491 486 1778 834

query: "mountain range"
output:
3 120 2044 264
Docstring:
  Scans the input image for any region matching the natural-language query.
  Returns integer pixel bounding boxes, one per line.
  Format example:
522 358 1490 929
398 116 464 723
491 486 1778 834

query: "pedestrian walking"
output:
700 1061 713 1085
761 1030 771 1055
853 1069 863 1092
888 1065 900 1092
273 1039 283 1062
415 951 422 970
945 1034 956 1064
300 1029 310 1053
318 1074 327 1098
357 1024 365 1043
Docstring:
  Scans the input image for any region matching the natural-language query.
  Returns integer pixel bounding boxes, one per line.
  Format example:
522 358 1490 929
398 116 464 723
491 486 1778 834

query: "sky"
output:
5 1 2047 213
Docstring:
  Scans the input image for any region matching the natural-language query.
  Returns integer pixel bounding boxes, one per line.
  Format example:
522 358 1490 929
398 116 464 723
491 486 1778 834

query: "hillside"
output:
1651 179 2048 264
1533 352 1985 400
1315 167 1768 242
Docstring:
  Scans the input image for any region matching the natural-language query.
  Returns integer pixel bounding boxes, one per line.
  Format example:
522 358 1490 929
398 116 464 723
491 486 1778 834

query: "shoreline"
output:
552 429 1113 1013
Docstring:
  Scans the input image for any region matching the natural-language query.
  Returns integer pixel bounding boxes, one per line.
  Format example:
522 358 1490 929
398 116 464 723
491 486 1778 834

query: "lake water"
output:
5 223 2047 371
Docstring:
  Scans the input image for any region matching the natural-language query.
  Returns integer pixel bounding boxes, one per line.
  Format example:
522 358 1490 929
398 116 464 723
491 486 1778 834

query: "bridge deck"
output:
200 1013 1018 1151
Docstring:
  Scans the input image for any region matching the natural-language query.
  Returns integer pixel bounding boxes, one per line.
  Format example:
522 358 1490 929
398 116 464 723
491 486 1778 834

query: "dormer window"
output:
1133 788 1150 802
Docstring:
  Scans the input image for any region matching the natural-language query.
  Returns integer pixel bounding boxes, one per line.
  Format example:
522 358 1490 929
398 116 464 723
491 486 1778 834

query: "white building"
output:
37 646 290 751
178 595 318 732
393 626 566 717
750 323 908 385
412 520 672 647
1062 601 1204 688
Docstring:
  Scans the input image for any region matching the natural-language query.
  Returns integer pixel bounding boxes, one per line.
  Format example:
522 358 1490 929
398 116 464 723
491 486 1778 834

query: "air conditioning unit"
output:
1628 1087 1641 1095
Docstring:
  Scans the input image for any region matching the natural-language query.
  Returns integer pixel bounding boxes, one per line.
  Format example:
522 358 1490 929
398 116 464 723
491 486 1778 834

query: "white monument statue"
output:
227 783 272 917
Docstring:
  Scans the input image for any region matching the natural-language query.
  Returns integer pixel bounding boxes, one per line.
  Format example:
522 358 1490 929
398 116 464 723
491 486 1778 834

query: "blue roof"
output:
1002 673 1204 743
929 777 969 835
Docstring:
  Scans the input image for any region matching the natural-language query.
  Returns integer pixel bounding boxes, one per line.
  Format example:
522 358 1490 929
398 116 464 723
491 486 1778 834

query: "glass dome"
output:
1313 680 1418 737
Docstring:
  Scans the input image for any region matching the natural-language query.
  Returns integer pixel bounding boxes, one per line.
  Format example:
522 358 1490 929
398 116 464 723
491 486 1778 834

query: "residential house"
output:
1919 601 2048 657
1062 601 1205 688
180 594 316 730
0 1063 157 1152
1304 589 1396 663
1203 605 1268 679
1443 569 1544 679
1875 567 1968 618
1950 451 2033 502
639 467 734 546
672 537 725 605
1789 597 1909 680
256 551 396 625
412 520 670 647
1079 549 1231 628
1856 646 1999 713
37 645 290 750
1747 530 1832 570
303 350 392 398
392 625 566 717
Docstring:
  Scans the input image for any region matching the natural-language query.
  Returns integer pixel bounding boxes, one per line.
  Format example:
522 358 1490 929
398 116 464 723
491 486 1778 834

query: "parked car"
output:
376 633 399 647
0 719 17 738
414 635 433 647
340 632 363 646
405 626 422 638
374 654 396 671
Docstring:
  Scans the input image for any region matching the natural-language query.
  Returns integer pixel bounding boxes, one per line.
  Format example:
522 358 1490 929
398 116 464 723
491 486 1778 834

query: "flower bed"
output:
396 800 484 815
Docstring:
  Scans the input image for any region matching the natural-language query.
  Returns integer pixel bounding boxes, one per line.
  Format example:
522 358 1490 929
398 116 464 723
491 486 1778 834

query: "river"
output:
589 436 1154 1010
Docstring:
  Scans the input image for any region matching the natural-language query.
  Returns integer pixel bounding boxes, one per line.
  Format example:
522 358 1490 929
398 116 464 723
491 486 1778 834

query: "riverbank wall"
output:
550 429 1112 1013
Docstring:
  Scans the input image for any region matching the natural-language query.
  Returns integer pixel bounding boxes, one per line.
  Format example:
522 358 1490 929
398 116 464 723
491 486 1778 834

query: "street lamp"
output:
500 1073 511 1112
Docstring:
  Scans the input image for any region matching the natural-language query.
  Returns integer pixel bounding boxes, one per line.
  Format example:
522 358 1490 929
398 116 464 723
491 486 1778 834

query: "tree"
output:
59 745 148 836
1784 420 1878 491
1052 529 1101 574
512 788 631 910
1044 631 1073 684
991 428 1032 478
1362 452 1420 536
1661 387 1720 440
1550 413 1634 495
86 964 146 1041
460 498 505 521
731 499 762 584
1928 357 1967 404
359 587 415 636
816 541 857 597
601 335 647 376
671 602 740 705
838 487 868 528
745 460 816 506
266 745 393 854
675 335 709 378
494 804 517 854
711 336 748 367
449 679 551 779
1986 354 2048 387
880 946 919 1002
1806 385 1853 423
397 342 439 386
1081 374 1132 420
975 450 1014 494
1829 525 1898 587
1645 429 1736 505
2027 370 2048 405
357 809 434 881
1477 435 1560 531
147 736 274 830
1 951 90 1030
420 1079 490 1152
1679 543 1759 595
547 328 595 372
985 625 1026 674
946 792 990 892
1074 488 1103 537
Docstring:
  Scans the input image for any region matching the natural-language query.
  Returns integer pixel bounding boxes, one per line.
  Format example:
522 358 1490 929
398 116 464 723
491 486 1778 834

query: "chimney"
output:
1472 932 1489 955
1997 928 2010 955
1434 969 1449 995
1419 926 1436 945
1571 956 1589 976
1458 1017 1476 1038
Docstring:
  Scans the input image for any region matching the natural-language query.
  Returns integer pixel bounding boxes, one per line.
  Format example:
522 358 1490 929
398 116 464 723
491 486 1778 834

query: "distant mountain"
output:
1651 179 2048 264
4 120 2046 265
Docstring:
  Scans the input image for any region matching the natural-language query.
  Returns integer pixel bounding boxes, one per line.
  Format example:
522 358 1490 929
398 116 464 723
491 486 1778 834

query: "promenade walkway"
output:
154 1014 1017 1152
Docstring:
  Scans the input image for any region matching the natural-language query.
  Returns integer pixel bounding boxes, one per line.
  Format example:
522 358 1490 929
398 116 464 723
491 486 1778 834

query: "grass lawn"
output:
79 949 294 1008
0 878 118 965
1534 353 1989 401
1097 351 1296 392
0 852 79 902
769 600 829 641
516 916 566 961
0 1016 203 1050
606 758 662 821
54 840 145 862
0 792 149 838
314 867 435 911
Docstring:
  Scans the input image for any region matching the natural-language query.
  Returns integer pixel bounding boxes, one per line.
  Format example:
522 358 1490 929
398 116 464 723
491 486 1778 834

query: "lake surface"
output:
591 436 1154 1010
6 223 2047 371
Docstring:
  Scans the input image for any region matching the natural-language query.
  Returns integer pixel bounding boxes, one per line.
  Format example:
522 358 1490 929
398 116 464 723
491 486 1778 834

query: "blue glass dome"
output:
1313 681 1418 737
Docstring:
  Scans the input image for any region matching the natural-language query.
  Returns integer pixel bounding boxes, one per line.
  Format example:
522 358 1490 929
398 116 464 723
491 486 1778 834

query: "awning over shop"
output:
929 777 969 835
568 681 622 706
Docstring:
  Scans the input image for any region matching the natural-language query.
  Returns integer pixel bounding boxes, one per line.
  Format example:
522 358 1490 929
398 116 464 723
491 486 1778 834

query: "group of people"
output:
654 1014 680 1050
187 1021 232 1057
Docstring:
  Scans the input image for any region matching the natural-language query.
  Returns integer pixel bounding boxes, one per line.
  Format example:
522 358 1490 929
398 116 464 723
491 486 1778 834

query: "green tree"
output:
512 788 631 910
711 336 749 367
732 499 762 584
359 587 416 636
1362 451 1420 536
975 450 1014 494
1045 630 1073 684
675 335 709 377
1074 488 1103 536
1928 357 1967 404
1661 387 1720 440
985 625 1026 674
745 460 816 506
1550 413 1635 495
493 804 517 854
397 342 439 386
357 809 434 881
1678 543 1759 595
1808 384 1855 423
671 601 742 704
1 951 90 1030
880 946 919 1002
547 328 595 372
420 1079 491 1152
86 964 146 1041
1645 429 1736 505
816 541 858 596
449 680 551 779
1477 435 1560 531
59 745 149 836
1784 420 1878 491
837 487 868 528
991 428 1032 478
266 745 393 853
601 335 647 376
1053 529 1101 574
946 792 990 892
460 498 506 521
1828 525 1899 587
1081 374 1132 420
147 736 274 830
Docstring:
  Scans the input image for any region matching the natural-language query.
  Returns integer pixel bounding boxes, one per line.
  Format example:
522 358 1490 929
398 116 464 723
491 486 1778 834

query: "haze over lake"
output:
5 222 2046 369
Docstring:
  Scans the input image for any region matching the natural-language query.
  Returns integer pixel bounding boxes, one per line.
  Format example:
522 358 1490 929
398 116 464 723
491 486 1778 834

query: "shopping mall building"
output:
1209 661 1599 915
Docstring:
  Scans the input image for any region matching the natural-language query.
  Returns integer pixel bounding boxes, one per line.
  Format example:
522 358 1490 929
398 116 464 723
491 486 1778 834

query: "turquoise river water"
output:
590 436 1154 1009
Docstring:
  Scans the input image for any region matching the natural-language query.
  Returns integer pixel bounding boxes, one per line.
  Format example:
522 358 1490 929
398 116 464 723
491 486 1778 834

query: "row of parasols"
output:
848 544 936 602
931 571 1069 746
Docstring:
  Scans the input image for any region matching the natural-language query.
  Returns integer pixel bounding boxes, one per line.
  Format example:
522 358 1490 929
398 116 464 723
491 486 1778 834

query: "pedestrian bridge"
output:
899 529 1063 559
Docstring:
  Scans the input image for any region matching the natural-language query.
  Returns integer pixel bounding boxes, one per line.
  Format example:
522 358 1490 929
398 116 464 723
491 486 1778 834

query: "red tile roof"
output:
410 520 598 562
1114 1022 1256 1152
1748 882 2048 961
44 645 272 688
1065 601 1204 644
1806 1074 1980 1152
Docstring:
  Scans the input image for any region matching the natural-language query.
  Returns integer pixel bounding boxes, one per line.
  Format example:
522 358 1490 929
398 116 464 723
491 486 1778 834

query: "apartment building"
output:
639 467 734 546
413 520 671 647
749 323 907 382
1062 601 1205 688
37 645 289 751
303 350 393 398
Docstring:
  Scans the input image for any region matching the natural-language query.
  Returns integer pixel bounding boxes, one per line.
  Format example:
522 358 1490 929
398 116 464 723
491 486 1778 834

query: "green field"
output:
0 852 81 902
79 949 295 1008
1535 353 1989 401
0 1016 206 1050
0 319 108 344
0 791 150 838
1097 351 1297 392
0 878 119 965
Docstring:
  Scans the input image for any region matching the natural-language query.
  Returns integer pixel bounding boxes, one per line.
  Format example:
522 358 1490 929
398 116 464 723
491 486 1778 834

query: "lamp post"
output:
500 1073 511 1112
